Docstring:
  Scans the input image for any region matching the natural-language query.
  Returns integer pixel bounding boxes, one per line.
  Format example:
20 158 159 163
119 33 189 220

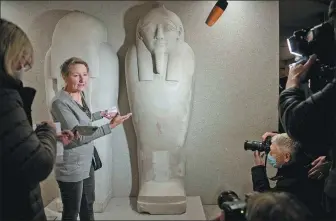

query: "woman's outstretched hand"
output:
109 113 132 129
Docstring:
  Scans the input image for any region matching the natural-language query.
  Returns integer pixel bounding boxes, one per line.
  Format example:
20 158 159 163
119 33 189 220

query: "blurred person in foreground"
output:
0 18 75 221
245 192 313 221
213 192 312 221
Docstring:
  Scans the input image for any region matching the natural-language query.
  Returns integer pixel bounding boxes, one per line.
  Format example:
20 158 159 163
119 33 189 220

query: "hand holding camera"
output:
244 135 273 153
253 151 265 166
246 132 277 166
261 132 278 142
286 55 317 89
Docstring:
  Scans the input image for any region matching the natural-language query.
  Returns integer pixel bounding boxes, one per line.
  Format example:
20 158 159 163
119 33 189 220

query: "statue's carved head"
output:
136 5 184 54
135 5 186 80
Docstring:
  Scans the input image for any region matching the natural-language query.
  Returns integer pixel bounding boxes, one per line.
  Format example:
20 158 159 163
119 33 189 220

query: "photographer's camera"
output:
217 191 246 221
287 20 336 92
244 136 272 153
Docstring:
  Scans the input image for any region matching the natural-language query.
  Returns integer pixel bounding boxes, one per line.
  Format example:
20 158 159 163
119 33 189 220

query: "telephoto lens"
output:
243 136 272 153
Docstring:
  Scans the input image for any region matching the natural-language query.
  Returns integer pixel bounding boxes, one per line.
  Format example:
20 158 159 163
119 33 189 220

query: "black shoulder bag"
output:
92 147 102 171
79 92 103 171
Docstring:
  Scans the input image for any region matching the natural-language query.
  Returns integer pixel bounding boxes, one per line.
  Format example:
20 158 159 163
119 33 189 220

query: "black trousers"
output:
57 165 95 221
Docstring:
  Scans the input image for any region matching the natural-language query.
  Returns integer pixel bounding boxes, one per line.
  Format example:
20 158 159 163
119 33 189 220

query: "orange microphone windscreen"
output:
206 0 228 27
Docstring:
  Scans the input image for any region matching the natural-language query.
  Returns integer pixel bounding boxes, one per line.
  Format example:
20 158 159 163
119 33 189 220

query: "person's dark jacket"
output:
279 82 336 157
0 71 57 221
251 153 327 219
279 79 336 204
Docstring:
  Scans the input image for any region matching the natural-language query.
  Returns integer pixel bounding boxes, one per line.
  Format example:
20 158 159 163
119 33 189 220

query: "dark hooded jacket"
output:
0 71 57 221
279 77 336 217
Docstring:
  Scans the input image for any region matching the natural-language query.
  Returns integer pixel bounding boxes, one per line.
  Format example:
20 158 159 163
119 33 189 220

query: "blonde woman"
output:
50 57 131 221
0 18 74 221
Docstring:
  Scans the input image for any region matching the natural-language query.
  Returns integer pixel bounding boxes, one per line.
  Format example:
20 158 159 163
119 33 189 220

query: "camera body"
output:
244 136 272 153
218 191 246 221
287 20 336 92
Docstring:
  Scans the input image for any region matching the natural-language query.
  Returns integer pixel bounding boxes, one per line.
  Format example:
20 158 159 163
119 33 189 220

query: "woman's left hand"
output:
57 130 77 145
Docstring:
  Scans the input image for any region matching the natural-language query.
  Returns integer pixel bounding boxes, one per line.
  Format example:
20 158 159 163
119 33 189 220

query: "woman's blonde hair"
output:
0 18 33 76
60 57 89 77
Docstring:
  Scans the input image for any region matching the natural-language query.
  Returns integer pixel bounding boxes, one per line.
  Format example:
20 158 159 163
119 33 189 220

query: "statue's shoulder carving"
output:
182 43 195 62
126 45 138 66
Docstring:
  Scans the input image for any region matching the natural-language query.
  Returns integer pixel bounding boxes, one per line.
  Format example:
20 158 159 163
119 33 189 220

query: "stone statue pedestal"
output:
138 179 186 214
45 196 205 220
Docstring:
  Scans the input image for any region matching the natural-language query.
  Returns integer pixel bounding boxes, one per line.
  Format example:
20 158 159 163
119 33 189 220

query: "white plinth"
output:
45 196 206 220
138 180 187 215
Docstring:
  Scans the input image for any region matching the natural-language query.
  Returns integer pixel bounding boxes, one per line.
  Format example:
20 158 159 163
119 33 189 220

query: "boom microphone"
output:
206 0 228 27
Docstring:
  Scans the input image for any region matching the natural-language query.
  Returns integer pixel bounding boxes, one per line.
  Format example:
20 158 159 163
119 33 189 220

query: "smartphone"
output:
73 125 99 136
104 107 118 119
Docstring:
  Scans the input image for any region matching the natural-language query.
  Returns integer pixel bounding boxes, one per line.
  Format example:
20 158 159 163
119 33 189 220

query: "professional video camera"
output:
217 191 246 221
244 136 272 153
287 20 336 92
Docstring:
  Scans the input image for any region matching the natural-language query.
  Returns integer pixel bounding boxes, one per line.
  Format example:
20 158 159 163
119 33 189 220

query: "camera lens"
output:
244 140 263 151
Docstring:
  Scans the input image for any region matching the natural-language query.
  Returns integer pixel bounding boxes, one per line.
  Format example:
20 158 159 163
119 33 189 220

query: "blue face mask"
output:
267 153 282 168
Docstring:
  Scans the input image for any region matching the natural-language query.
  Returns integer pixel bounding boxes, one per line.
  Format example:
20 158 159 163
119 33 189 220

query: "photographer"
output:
279 1 336 217
279 56 336 218
251 133 327 219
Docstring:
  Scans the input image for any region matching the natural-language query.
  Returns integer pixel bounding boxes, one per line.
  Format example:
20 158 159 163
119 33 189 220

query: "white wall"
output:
1 1 279 205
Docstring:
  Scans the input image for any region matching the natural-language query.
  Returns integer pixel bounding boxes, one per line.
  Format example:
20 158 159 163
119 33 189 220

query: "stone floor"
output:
45 196 217 220
203 205 221 220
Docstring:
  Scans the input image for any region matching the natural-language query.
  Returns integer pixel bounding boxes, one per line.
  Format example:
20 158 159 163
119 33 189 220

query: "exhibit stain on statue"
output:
125 5 195 215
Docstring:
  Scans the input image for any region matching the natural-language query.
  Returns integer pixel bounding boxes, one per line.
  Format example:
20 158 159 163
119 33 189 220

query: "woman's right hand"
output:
57 130 76 146
109 113 132 129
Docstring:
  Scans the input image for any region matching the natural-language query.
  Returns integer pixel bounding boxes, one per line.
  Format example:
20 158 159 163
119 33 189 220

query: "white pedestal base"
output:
45 196 205 220
138 180 186 215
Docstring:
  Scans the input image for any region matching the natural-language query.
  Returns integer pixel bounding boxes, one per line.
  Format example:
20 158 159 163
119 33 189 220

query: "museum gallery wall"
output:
1 1 279 206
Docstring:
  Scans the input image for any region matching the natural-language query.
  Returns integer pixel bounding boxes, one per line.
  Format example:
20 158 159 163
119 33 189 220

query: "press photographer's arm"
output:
279 57 336 154
280 2 336 155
